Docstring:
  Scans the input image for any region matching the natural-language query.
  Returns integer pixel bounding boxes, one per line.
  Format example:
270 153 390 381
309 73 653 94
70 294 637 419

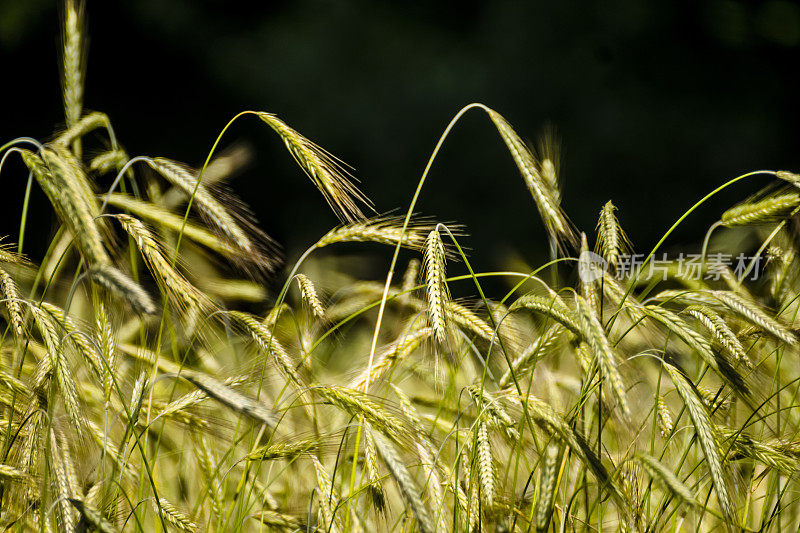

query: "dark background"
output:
2 0 799 280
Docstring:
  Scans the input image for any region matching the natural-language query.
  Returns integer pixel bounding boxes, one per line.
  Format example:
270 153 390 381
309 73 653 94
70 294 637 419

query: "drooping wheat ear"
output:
499 325 562 388
446 301 495 344
719 427 800 476
68 499 119 533
314 385 409 445
635 453 700 509
487 108 574 245
685 305 749 367
88 264 156 315
252 510 306 530
350 326 432 390
710 290 796 345
53 111 114 148
0 267 25 336
372 433 436 533
295 274 325 318
575 295 630 418
663 362 734 522
510 294 581 336
720 192 800 226
644 305 747 394
510 393 629 513
21 149 108 266
153 498 198 533
596 200 631 268
31 306 82 429
656 396 674 438
256 112 372 222
310 455 343 533
191 431 223 519
228 311 304 387
116 214 212 311
40 302 103 379
146 157 256 252
62 0 84 129
475 420 496 508
89 149 128 174
696 386 731 415
535 443 561 533
423 228 449 347
364 428 386 512
180 369 277 429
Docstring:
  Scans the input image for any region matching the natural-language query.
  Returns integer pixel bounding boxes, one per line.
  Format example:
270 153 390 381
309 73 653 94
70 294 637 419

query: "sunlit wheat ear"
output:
710 290 796 345
115 214 212 311
486 108 575 247
315 216 450 252
20 148 108 266
146 157 256 251
596 200 631 269
310 456 343 533
644 305 747 394
535 443 561 533
685 305 750 368
575 295 630 418
31 307 83 430
423 227 449 350
663 362 734 522
656 396 674 438
153 498 198 533
88 264 156 316
720 191 800 226
295 274 325 318
372 433 436 533
180 369 277 429
635 453 700 509
228 311 304 386
510 294 581 336
256 112 372 222
475 420 496 509
0 267 25 336
61 0 84 130
314 385 409 445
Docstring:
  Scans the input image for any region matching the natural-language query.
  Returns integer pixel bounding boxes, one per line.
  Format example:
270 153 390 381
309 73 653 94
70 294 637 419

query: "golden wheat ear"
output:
256 112 374 222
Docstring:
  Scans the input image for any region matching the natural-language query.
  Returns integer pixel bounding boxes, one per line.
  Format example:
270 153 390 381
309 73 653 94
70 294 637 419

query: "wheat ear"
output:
721 192 800 226
664 362 734 522
256 112 372 221
535 443 561 533
596 200 631 268
423 228 449 349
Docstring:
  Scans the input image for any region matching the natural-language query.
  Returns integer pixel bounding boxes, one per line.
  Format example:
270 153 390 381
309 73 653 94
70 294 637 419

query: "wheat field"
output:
2 2 800 532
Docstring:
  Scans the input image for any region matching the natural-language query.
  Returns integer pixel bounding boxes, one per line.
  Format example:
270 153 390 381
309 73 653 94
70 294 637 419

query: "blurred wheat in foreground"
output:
2 2 800 532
